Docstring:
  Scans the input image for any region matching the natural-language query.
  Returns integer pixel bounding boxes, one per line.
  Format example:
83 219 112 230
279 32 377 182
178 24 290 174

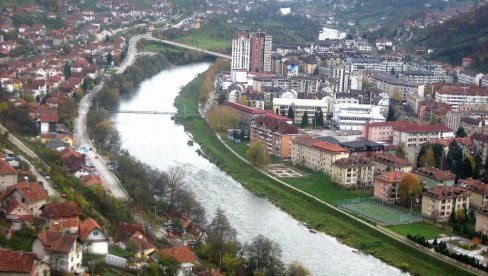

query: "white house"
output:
79 218 108 255
32 231 83 274
333 103 385 131
1 182 47 217
273 98 331 125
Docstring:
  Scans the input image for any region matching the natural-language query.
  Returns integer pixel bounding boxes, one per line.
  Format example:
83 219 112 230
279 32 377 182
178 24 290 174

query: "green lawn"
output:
108 245 131 257
388 222 448 240
173 69 474 276
174 32 231 52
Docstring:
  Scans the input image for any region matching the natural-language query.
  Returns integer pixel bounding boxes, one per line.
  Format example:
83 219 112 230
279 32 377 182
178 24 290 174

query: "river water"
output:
113 62 405 275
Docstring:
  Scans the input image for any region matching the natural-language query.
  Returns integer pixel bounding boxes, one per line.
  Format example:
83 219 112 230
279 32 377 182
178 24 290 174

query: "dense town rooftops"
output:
413 166 455 181
333 156 372 168
424 186 470 200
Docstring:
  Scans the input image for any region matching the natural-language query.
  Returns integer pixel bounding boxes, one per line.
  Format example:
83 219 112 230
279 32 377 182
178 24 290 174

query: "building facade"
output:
392 124 454 148
330 156 375 187
422 186 470 222
374 171 407 203
333 104 385 131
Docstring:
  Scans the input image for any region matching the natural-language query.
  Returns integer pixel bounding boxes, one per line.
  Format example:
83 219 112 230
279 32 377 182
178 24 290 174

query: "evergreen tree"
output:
317 109 324 126
445 141 463 178
456 127 467 137
63 62 71 80
300 111 309 128
387 104 397 121
432 143 445 169
474 154 482 179
107 52 113 65
287 106 295 120
395 142 407 159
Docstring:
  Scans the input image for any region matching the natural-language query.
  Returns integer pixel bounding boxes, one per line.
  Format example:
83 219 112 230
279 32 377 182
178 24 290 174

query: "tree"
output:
63 62 71 80
456 127 467 138
418 146 436 167
398 173 422 211
107 52 113 65
155 250 180 275
300 111 309 128
445 141 463 178
387 104 397 121
394 142 406 159
167 166 185 211
287 106 295 120
207 105 240 131
205 208 240 265
247 140 269 167
316 109 324 127
242 235 285 275
286 261 311 276
392 89 402 103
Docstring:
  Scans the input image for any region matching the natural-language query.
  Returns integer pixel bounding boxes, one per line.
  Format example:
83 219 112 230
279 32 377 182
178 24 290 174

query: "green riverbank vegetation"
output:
174 62 473 276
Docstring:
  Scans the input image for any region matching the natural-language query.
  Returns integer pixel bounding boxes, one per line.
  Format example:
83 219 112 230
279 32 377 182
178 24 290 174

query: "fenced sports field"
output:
336 197 423 225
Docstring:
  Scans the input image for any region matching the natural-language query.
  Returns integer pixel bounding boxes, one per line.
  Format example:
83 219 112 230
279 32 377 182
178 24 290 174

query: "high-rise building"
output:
231 29 272 72
231 30 251 71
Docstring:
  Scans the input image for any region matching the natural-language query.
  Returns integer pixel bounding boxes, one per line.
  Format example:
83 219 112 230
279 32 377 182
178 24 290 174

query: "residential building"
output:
417 99 452 121
273 98 330 125
374 171 407 203
79 218 108 255
289 76 320 99
392 123 454 148
457 70 484 86
476 204 488 235
481 75 488 88
160 246 196 276
231 30 251 71
339 140 385 157
37 113 58 134
231 30 272 72
412 166 455 189
0 159 17 189
371 153 412 174
1 182 47 217
371 72 425 100
42 202 81 233
250 113 299 158
333 104 386 131
253 76 289 92
61 149 86 172
472 133 488 163
290 135 349 174
435 84 488 111
362 121 409 142
224 100 265 133
422 186 470 222
330 156 375 187
0 249 50 275
398 70 449 84
459 178 488 208
32 231 83 273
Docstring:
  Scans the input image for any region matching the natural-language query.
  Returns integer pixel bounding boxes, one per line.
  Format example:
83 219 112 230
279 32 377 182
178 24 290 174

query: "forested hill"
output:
414 5 488 72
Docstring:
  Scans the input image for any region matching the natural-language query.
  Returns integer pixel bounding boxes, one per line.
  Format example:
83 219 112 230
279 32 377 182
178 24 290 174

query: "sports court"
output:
336 197 423 225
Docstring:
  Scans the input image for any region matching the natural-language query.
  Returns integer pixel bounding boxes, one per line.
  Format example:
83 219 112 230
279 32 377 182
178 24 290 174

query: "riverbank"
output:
174 68 472 275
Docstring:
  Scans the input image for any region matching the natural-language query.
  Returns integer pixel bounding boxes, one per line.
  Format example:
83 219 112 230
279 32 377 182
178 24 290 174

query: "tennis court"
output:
336 197 423 225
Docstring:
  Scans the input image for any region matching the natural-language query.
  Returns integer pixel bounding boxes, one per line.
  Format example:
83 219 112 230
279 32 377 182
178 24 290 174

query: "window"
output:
94 231 99 236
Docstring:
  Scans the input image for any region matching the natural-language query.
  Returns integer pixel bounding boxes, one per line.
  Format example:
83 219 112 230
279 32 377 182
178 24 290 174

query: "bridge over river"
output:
108 110 200 118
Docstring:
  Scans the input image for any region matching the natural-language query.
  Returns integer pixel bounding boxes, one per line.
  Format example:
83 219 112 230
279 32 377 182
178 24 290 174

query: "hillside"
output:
412 5 488 72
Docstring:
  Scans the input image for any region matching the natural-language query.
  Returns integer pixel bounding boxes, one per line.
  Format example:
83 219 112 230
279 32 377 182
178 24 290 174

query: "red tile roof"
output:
42 201 81 218
312 140 349 154
38 112 59 123
428 137 472 147
37 231 77 253
117 222 147 241
2 182 47 203
393 123 452 133
413 166 455 181
376 171 408 183
253 113 298 135
472 133 488 143
161 246 195 263
371 153 412 167
436 84 488 96
424 186 470 200
79 218 103 241
223 100 265 115
459 178 488 195
80 175 103 186
0 249 37 273
364 121 409 128
0 159 16 175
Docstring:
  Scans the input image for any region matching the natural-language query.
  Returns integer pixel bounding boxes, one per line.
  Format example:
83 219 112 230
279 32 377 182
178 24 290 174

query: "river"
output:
113 62 405 275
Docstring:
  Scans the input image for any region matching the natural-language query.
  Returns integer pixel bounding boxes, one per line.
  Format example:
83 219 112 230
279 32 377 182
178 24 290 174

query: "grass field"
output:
173 69 473 276
388 222 449 240
175 33 231 52
338 199 422 225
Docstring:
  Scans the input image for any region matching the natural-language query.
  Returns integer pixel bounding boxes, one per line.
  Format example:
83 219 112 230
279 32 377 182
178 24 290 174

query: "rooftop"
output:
413 166 455 181
161 246 196 264
371 153 412 167
79 218 103 241
424 186 470 200
333 156 372 168
393 123 452 133
376 171 408 183
37 231 78 253
2 182 47 203
223 100 265 115
459 178 488 195
0 249 37 273
0 159 17 175
42 201 81 218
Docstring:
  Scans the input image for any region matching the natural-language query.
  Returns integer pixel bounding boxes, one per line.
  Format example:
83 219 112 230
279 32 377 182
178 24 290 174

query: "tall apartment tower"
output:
231 30 272 72
231 30 251 71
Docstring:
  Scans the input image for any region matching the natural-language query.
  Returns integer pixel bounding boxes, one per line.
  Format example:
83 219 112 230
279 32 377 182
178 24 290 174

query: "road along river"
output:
113 62 405 275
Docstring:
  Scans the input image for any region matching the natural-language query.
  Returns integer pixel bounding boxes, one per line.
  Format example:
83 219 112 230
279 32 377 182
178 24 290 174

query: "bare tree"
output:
167 166 185 211
206 208 239 264
242 235 285 275
286 260 311 276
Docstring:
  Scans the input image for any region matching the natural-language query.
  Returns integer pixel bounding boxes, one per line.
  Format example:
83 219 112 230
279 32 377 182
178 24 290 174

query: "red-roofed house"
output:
0 158 18 189
42 202 81 233
412 166 455 189
1 182 47 216
80 175 103 186
251 112 299 158
0 249 50 275
459 178 488 208
362 121 410 142
224 100 265 133
37 112 58 134
160 246 196 275
61 149 85 172
422 186 470 221
392 123 454 148
374 171 408 203
79 218 108 254
32 231 83 273
291 135 349 174
371 153 412 173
